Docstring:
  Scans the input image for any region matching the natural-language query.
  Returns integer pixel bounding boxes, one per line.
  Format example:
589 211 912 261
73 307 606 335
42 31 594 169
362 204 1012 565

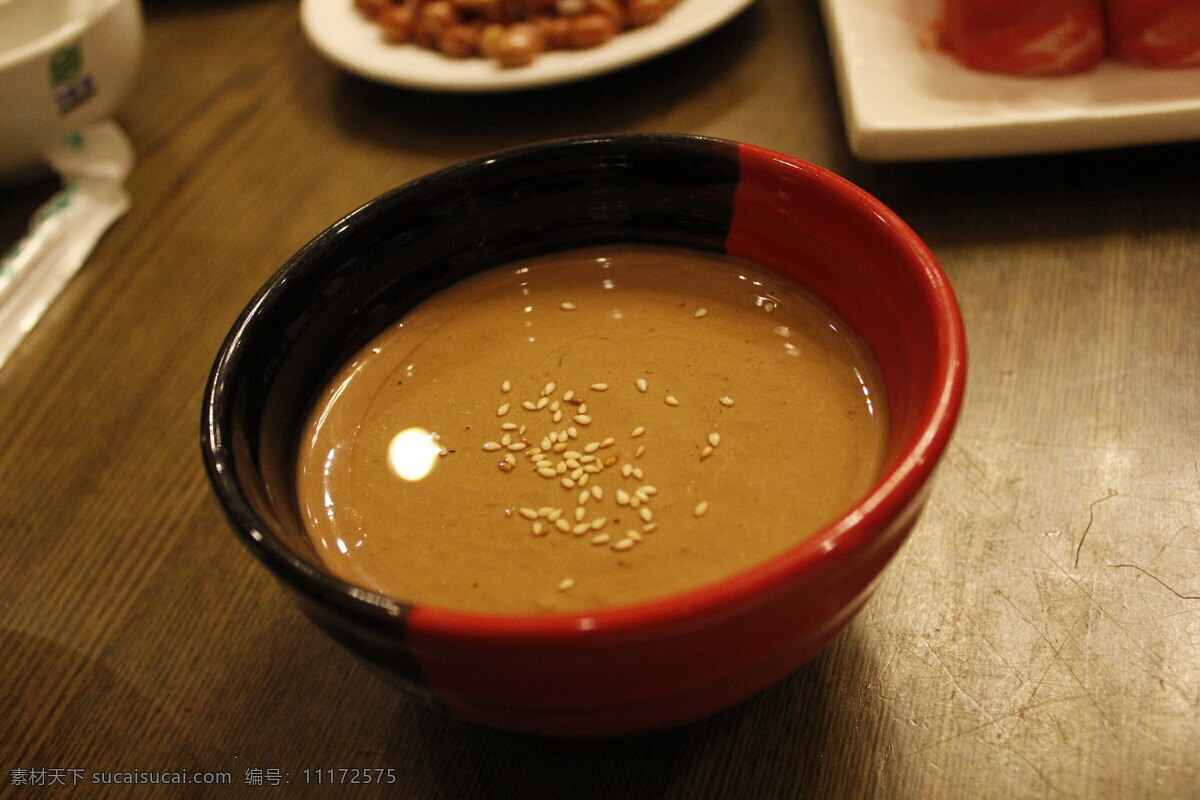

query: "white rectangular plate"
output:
819 0 1200 161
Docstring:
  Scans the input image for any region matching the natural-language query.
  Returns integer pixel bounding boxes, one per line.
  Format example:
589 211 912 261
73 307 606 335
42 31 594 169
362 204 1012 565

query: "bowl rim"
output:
201 132 966 643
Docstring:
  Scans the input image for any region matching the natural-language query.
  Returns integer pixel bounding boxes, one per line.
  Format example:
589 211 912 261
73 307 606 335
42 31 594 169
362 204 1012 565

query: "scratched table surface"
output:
2 0 1198 797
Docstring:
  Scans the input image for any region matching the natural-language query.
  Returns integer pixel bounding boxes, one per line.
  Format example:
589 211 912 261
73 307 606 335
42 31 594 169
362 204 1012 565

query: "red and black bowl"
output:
201 133 966 736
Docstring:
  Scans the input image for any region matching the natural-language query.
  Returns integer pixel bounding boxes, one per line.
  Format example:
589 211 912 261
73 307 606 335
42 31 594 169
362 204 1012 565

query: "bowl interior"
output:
204 135 962 623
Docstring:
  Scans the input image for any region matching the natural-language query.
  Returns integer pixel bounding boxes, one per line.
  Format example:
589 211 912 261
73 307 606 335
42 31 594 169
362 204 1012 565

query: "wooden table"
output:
3 1 1198 797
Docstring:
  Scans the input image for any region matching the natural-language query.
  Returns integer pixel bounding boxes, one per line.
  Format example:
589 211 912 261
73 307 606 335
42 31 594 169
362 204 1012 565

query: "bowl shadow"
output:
387 622 891 799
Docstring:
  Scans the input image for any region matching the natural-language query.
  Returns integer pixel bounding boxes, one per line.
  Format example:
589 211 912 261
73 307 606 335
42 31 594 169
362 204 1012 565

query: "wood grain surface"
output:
2 0 1198 797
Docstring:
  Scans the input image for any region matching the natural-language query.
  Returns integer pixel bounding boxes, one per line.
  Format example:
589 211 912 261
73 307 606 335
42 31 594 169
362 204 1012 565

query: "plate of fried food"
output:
300 0 759 92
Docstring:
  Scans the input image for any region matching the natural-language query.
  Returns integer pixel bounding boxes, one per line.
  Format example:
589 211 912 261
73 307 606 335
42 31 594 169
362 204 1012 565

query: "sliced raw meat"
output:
1107 0 1200 67
941 0 1106 75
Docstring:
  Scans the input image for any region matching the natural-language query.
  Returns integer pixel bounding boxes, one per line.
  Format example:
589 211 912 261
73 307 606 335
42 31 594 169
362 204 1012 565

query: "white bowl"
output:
0 0 142 184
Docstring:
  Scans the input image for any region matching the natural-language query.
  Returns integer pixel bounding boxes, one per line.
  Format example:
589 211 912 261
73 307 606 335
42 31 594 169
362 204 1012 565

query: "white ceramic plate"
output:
300 0 758 93
819 0 1200 161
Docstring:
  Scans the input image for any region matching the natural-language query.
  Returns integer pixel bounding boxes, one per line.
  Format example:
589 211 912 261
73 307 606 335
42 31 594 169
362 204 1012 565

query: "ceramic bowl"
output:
0 0 142 183
201 134 965 736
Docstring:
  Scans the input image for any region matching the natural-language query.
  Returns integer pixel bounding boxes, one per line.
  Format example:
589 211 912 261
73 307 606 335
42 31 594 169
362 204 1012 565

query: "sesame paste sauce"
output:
295 245 888 614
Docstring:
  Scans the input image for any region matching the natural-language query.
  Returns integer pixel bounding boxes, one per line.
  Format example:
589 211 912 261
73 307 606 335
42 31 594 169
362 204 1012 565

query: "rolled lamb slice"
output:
1106 0 1200 67
940 0 1106 75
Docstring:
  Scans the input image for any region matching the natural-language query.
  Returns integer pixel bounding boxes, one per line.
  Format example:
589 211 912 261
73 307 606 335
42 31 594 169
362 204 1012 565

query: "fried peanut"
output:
439 23 483 56
492 22 545 67
377 4 418 42
565 12 619 49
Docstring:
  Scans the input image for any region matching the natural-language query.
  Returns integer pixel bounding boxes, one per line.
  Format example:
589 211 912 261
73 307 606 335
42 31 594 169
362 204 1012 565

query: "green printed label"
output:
49 43 84 88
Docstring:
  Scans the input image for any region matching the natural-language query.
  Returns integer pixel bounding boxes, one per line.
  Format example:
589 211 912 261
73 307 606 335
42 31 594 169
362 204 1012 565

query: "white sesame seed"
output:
519 507 538 520
543 381 556 396
560 302 576 311
567 427 579 439
552 442 568 452
639 507 653 523
708 432 721 448
584 442 600 453
613 538 635 552
552 410 563 423
532 521 545 536
591 533 611 545
555 518 571 532
627 530 643 542
719 396 735 407
590 383 608 391
574 506 586 522
590 485 603 500
636 378 648 393
547 508 563 521
630 426 646 438
561 477 576 489
564 451 582 460
501 433 512 446
482 442 501 451
538 467 557 478
665 395 679 406
522 400 537 411
629 495 641 508
634 490 648 503
573 414 592 425
501 422 519 430
538 506 555 517
640 484 657 495
556 462 567 474
497 403 510 416
616 489 630 506
700 445 714 460
578 490 590 505
507 442 527 451
541 437 552 450
694 501 709 517
642 522 657 533
583 465 600 474
563 390 575 402
558 578 575 591
590 516 607 529
573 523 591 535
601 437 615 448
578 473 590 487
621 463 633 478
635 444 646 459
536 396 549 409
501 380 512 393
632 467 644 480
694 308 708 318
